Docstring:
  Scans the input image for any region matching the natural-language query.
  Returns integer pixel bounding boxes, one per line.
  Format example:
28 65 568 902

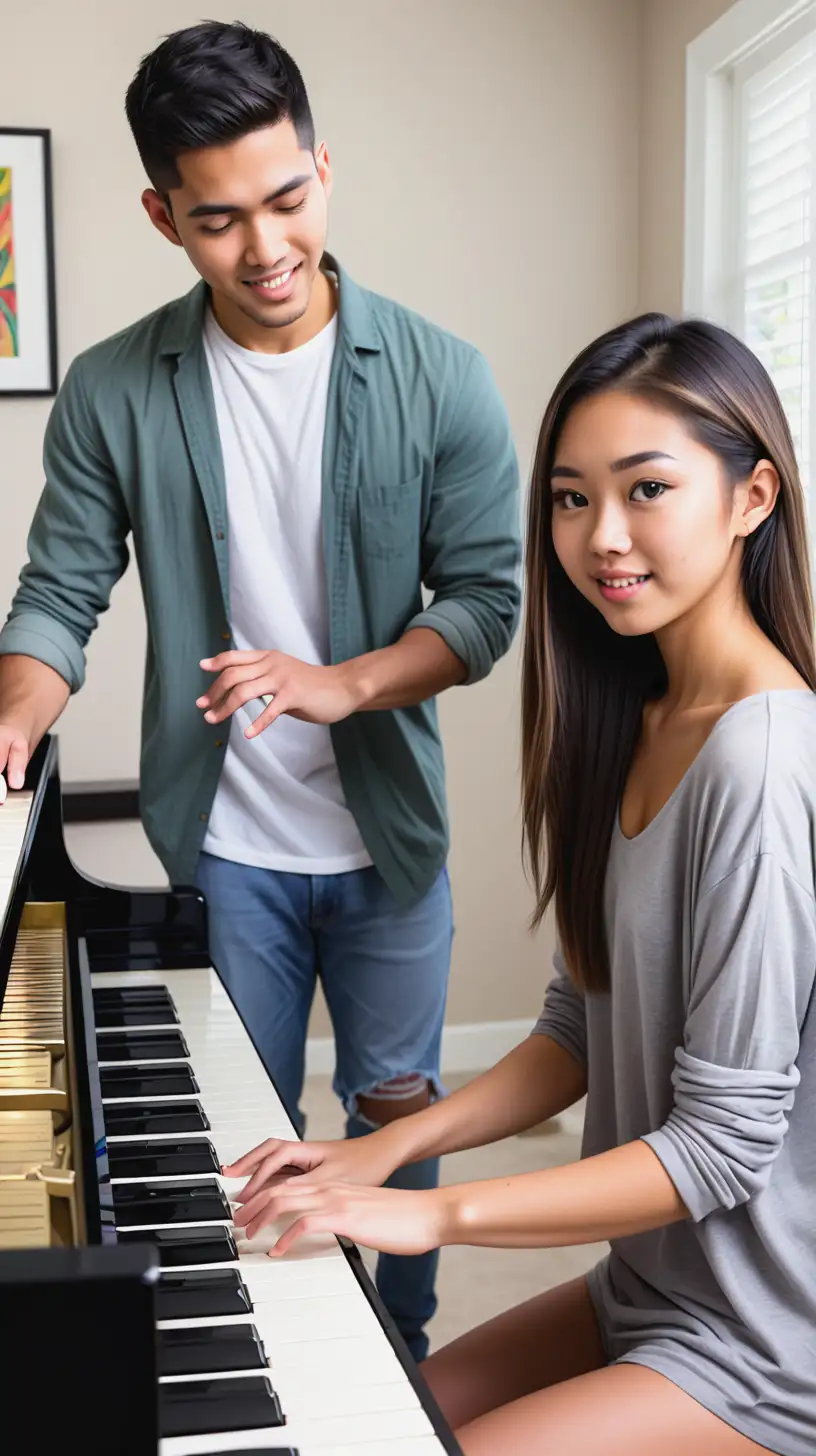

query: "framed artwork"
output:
0 128 57 397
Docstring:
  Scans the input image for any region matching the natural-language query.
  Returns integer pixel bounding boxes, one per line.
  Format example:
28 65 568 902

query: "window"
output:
734 27 815 479
685 0 816 511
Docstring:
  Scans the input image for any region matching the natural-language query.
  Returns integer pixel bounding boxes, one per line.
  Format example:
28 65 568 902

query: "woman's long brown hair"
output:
522 313 816 993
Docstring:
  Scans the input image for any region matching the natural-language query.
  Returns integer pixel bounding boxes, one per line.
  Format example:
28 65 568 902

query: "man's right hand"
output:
0 655 73 807
0 725 31 805
224 1132 403 1208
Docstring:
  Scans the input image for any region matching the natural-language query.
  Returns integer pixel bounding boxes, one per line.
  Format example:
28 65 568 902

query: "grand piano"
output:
0 736 462 1456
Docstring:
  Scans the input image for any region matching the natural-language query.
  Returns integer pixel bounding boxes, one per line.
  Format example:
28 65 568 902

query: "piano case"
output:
0 1242 160 1454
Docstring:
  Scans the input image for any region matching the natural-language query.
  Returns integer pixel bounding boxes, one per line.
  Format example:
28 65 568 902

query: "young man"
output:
0 22 520 1358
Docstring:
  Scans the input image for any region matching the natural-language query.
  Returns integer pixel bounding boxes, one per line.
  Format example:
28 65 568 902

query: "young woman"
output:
225 314 816 1455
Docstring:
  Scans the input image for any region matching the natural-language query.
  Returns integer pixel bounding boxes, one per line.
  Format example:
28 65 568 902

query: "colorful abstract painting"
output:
0 130 55 393
0 167 17 359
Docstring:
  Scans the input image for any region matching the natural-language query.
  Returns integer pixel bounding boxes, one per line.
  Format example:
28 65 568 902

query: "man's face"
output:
143 120 332 338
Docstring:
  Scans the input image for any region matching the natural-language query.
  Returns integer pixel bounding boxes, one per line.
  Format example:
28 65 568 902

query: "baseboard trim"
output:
63 780 140 824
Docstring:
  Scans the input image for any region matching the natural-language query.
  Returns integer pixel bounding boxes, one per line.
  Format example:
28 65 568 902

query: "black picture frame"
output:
0 126 58 397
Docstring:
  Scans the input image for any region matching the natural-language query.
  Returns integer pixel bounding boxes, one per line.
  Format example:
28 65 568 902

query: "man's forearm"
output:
342 627 467 712
0 654 71 752
373 1035 587 1168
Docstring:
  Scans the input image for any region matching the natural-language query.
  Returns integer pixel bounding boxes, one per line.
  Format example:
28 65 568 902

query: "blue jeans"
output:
195 853 453 1362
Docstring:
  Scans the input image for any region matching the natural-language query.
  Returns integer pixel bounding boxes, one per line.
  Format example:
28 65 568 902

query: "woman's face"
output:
549 391 773 638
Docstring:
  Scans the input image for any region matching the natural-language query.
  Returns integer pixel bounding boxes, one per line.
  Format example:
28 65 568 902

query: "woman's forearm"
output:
445 1139 688 1248
376 1034 586 1168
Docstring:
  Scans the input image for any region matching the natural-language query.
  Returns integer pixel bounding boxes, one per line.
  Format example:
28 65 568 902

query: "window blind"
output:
736 31 816 499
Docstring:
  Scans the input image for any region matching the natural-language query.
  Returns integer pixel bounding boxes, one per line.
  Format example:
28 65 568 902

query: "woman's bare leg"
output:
420 1274 606 1432
456 1362 775 1456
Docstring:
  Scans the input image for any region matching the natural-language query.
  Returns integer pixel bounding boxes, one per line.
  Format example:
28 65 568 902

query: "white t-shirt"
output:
201 306 371 874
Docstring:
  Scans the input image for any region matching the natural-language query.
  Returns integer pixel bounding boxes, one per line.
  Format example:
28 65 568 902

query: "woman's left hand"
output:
232 1178 454 1257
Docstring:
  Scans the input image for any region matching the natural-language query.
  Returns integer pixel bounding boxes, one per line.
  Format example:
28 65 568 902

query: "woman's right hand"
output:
223 1131 402 1208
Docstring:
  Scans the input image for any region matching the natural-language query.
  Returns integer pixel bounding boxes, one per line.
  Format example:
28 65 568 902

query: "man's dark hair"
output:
125 20 315 193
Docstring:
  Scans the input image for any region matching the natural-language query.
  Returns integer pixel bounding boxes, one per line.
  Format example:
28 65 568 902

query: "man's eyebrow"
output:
186 174 312 218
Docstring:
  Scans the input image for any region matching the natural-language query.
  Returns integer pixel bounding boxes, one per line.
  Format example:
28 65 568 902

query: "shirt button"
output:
216 530 225 541
200 812 208 822
214 739 223 748
221 630 230 640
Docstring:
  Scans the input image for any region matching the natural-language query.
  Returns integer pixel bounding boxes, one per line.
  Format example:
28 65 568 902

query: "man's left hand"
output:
197 650 362 737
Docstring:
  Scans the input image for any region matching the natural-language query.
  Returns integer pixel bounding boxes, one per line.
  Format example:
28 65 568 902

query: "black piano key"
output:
93 984 172 1007
95 1004 178 1028
100 1065 199 1099
116 1226 238 1266
158 1323 267 1376
103 1100 209 1136
107 1139 220 1179
158 1376 285 1438
93 986 173 1005
196 1451 298 1456
155 1268 252 1320
96 1029 189 1061
113 1178 230 1226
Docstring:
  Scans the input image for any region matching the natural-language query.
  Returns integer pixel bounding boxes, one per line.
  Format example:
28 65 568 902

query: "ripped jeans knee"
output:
349 1072 444 1129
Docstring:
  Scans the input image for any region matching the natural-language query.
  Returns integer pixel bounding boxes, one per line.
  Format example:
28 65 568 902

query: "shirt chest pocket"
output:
358 474 423 561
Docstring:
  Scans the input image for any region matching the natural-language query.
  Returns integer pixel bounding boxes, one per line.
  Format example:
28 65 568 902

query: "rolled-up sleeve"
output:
643 853 815 1221
0 358 130 692
406 349 521 684
532 949 588 1067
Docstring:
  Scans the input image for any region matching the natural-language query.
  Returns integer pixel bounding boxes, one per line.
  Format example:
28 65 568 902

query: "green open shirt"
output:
0 259 522 902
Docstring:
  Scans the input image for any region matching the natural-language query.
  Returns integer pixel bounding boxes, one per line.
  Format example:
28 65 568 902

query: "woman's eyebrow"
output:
551 450 677 480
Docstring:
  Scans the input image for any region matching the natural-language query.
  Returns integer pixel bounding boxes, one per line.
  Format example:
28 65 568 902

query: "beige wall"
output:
639 0 736 313
1 0 643 1030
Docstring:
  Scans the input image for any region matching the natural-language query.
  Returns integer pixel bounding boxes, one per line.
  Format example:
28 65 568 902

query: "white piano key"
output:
307 1408 432 1446
162 1433 445 1456
252 1294 380 1344
309 1444 450 1456
210 1130 295 1153
307 1444 448 1456
160 1425 285 1455
157 1313 257 1331
162 1261 354 1296
157 1296 376 1341
103 1094 216 1105
94 970 171 986
105 1131 224 1144
237 1242 347 1275
271 1378 421 1420
265 1333 410 1382
110 1175 216 1186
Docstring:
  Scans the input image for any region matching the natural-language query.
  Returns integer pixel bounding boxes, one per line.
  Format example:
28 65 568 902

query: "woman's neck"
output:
652 579 805 722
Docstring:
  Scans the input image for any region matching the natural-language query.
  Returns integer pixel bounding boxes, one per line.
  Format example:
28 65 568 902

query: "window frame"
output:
684 0 816 322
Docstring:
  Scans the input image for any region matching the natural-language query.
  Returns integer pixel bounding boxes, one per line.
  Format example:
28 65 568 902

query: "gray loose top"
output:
534 691 816 1455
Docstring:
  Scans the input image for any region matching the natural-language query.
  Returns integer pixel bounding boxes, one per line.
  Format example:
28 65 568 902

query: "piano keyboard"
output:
0 790 34 936
93 966 453 1456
